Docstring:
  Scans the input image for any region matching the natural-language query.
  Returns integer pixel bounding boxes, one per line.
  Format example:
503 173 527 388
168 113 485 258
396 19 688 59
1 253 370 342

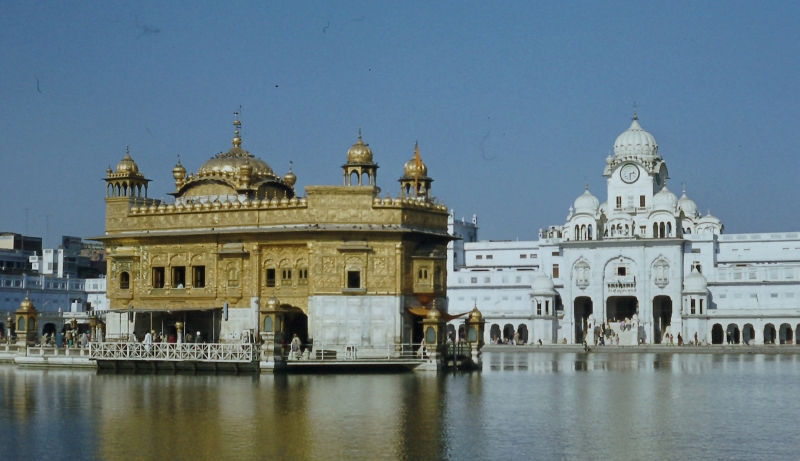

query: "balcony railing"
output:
89 342 255 363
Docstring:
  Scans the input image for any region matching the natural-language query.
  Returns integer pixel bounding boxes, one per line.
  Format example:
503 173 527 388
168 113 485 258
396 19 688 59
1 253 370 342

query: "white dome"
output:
683 267 708 293
677 191 698 217
531 272 556 296
698 212 722 226
573 187 600 213
652 186 678 211
614 117 658 157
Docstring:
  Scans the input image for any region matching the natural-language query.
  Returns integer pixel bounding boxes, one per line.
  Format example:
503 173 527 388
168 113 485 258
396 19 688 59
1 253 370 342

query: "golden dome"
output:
265 296 280 309
426 306 441 319
197 117 276 180
116 147 139 175
284 166 297 187
172 158 186 180
347 130 374 164
18 294 35 312
469 304 483 320
403 158 427 177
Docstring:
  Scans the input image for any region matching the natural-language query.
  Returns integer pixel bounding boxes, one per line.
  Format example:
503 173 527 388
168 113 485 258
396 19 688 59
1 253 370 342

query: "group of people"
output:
128 330 204 344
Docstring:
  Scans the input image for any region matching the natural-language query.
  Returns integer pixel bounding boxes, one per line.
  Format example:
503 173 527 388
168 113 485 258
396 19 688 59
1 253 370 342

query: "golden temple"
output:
95 114 451 355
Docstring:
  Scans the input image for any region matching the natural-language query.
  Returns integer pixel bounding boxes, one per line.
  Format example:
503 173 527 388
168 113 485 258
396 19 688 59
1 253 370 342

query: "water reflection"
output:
1 352 799 460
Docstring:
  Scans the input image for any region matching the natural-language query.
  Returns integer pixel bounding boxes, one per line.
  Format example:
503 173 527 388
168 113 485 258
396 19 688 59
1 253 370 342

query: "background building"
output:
447 115 800 346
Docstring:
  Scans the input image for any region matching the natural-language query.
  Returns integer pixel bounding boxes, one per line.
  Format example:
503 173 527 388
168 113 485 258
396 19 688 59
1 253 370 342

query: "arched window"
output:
120 272 130 290
588 224 593 240
350 171 359 185
659 222 666 239
653 223 658 238
575 225 580 241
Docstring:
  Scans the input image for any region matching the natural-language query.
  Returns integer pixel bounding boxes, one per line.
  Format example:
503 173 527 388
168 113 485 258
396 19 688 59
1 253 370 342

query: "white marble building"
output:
448 115 800 346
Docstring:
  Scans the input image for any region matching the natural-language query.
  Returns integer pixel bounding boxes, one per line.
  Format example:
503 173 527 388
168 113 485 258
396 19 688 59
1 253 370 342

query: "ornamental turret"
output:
399 142 433 200
343 129 379 187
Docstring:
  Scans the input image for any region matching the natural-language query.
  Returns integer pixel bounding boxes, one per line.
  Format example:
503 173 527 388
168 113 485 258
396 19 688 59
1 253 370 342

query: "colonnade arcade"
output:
710 322 800 345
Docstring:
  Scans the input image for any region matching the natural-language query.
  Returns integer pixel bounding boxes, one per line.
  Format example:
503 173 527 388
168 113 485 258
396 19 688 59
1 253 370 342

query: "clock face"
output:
620 164 640 184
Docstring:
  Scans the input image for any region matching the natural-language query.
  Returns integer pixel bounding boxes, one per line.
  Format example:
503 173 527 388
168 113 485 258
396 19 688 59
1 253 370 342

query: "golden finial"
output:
358 127 362 142
632 102 638 121
232 107 242 147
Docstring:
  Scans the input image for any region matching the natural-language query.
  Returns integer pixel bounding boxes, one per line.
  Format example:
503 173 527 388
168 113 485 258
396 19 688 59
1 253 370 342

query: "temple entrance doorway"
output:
284 307 308 346
726 324 740 344
652 296 672 344
743 324 755 345
764 324 776 344
489 324 501 343
606 296 638 323
779 323 793 344
517 324 529 344
711 324 724 344
574 297 593 343
503 324 515 342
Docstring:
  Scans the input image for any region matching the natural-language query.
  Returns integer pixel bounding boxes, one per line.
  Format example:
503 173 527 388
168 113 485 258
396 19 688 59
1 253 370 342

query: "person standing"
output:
290 334 301 359
143 330 153 354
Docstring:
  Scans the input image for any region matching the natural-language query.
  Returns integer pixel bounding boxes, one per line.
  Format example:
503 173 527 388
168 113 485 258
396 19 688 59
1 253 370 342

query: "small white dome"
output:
573 186 600 213
698 212 722 225
614 117 658 158
683 267 708 293
677 190 698 217
652 186 678 211
531 272 556 296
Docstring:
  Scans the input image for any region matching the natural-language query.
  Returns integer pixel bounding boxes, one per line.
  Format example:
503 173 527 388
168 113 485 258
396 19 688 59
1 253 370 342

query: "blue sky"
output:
1 1 799 246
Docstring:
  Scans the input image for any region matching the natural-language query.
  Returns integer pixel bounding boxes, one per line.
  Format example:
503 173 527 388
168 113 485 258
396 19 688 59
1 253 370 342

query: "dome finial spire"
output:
632 101 638 120
358 127 362 142
232 106 242 147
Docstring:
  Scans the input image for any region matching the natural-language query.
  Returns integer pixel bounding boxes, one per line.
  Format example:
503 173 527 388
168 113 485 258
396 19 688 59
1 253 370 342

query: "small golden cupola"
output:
105 146 151 199
170 112 294 202
283 163 297 188
14 293 39 346
343 129 379 187
172 156 187 189
399 142 433 199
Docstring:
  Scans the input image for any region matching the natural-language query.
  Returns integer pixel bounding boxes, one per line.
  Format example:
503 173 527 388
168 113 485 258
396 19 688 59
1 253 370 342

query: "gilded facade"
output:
95 116 451 354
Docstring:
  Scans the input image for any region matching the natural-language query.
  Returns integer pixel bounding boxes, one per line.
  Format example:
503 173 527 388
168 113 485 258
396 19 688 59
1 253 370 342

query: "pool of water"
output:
1 351 797 460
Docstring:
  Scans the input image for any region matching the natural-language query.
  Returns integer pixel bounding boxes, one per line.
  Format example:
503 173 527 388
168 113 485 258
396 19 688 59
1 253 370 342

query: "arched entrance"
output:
606 296 638 322
489 324 501 342
653 296 672 344
446 324 456 342
284 307 308 346
743 324 755 345
726 324 740 344
574 297 593 343
43 323 57 339
502 324 515 342
711 324 724 344
779 323 793 344
517 324 529 344
764 324 776 344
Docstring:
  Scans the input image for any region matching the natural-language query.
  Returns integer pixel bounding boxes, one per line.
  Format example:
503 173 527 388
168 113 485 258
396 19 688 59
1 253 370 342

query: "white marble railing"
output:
89 342 255 363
